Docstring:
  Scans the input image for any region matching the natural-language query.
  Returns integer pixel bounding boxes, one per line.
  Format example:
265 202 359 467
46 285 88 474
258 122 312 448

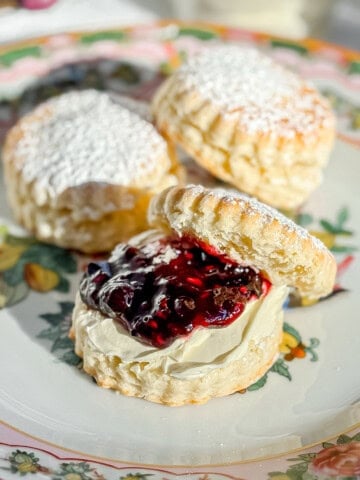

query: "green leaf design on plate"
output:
283 322 301 343
20 243 77 274
322 441 335 448
285 463 310 480
320 207 354 235
349 60 360 75
178 27 218 40
2 261 27 286
0 277 29 307
320 219 342 234
1 231 76 297
40 301 74 326
331 245 358 253
270 358 291 381
270 40 308 55
305 338 320 362
7 450 41 475
0 46 41 67
248 373 268 391
38 301 81 367
52 461 94 480
37 326 60 342
337 434 353 444
337 206 349 228
301 473 318 480
80 31 126 44
51 335 74 352
295 213 313 227
54 275 70 293
296 453 317 461
60 349 82 366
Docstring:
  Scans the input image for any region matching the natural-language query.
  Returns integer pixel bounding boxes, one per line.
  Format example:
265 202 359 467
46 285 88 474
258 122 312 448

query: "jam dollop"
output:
80 236 270 348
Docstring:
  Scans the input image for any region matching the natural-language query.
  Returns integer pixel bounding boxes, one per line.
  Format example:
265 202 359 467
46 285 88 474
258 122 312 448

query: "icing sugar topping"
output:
14 90 167 196
187 184 329 251
179 46 333 138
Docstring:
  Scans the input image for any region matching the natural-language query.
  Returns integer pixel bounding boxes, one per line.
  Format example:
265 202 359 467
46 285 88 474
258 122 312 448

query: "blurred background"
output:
0 0 359 49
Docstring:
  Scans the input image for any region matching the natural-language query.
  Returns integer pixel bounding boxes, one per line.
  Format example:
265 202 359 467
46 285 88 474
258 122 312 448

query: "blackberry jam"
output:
80 236 270 348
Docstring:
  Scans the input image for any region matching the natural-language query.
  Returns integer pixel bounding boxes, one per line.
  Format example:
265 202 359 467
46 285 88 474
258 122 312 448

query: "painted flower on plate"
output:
310 441 360 477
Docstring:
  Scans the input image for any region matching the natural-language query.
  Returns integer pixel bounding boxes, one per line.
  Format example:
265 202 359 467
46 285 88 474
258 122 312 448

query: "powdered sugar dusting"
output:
14 90 166 196
179 46 333 138
188 184 328 251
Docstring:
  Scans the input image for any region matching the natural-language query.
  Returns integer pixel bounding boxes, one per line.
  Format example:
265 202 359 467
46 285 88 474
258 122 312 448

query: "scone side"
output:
1 175 182 253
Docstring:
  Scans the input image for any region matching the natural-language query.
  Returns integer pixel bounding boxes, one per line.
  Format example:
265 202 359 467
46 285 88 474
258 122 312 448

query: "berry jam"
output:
80 236 270 348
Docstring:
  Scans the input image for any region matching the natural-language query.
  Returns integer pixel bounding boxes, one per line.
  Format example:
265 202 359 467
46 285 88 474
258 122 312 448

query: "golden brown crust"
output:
152 48 335 209
148 185 336 299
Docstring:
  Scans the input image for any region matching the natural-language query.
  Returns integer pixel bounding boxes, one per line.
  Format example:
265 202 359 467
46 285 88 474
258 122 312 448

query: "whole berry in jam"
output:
80 236 270 348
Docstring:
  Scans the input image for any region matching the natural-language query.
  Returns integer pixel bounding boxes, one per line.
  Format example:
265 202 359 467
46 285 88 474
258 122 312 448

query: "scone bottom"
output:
79 235 271 348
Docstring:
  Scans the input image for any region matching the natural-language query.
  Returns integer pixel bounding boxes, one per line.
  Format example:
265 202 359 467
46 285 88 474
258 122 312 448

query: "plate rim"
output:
0 19 359 59
1 418 360 468
0 20 360 470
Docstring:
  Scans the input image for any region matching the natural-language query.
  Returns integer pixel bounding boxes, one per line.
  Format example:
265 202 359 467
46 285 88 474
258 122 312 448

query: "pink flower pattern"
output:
311 442 360 477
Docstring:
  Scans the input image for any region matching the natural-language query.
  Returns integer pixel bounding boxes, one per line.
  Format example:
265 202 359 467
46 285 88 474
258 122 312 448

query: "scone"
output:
2 89 182 253
70 185 336 406
152 46 336 210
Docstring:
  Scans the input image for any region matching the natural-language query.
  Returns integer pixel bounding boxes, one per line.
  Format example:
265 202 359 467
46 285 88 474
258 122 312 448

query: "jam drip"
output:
80 236 269 348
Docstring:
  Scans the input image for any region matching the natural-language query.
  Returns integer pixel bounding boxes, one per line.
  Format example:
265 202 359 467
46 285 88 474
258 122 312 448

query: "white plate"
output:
0 23 359 475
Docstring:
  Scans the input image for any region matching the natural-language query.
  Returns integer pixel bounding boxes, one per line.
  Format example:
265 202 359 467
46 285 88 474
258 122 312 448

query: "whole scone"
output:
70 185 336 406
2 89 182 253
152 46 336 210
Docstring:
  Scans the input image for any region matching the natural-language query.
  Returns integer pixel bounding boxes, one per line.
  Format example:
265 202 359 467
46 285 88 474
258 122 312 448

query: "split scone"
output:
70 185 336 406
152 46 336 210
2 89 182 253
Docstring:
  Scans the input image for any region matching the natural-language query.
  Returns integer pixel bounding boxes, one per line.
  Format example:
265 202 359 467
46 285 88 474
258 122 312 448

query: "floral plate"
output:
0 21 360 480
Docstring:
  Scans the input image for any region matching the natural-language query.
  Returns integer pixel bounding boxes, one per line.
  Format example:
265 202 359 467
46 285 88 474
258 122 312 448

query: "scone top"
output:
155 45 335 141
3 89 177 211
148 185 337 300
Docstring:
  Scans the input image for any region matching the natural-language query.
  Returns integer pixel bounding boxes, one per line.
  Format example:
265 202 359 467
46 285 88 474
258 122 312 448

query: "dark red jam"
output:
80 236 270 348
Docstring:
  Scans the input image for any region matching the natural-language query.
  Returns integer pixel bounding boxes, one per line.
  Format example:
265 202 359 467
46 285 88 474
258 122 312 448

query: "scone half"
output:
71 185 336 406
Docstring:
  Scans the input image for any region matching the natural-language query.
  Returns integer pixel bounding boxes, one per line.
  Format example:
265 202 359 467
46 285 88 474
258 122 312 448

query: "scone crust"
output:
152 47 335 209
70 294 283 406
148 185 336 299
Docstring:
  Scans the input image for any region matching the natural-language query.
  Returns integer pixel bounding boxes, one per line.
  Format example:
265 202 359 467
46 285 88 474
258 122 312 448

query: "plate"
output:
0 22 360 480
